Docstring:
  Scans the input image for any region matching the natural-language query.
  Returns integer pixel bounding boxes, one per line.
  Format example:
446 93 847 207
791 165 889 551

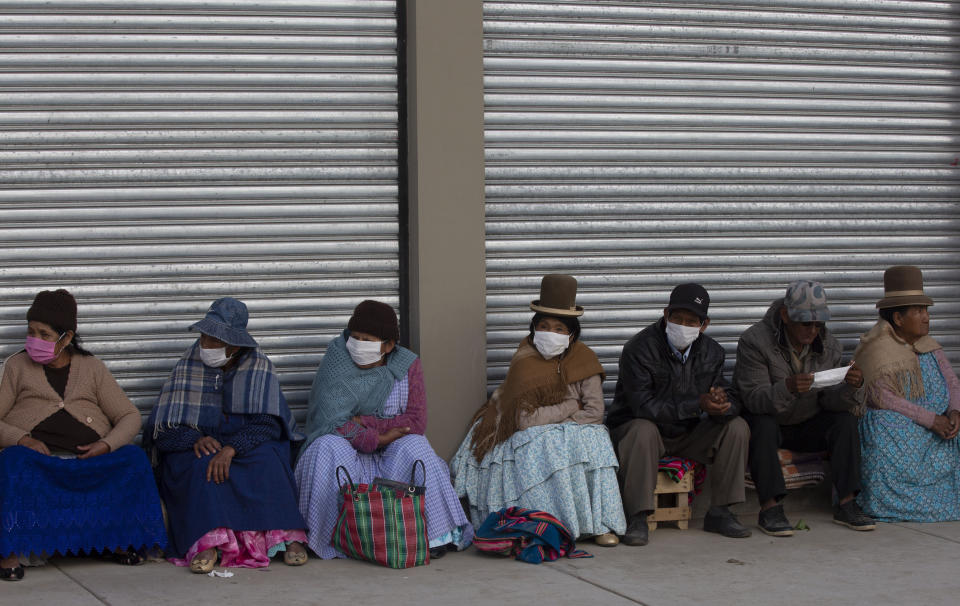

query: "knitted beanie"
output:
347 300 400 342
27 289 78 332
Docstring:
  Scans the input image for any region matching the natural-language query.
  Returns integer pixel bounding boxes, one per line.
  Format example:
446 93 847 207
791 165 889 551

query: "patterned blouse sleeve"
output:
934 350 960 413
356 358 428 436
336 419 379 453
223 414 284 456
869 380 936 429
154 425 204 453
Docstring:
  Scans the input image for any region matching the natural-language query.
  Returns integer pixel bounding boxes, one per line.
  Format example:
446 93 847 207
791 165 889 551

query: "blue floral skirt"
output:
858 353 960 522
451 423 626 538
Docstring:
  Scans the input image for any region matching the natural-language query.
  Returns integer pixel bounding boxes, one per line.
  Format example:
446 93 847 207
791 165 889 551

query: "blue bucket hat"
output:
189 297 258 348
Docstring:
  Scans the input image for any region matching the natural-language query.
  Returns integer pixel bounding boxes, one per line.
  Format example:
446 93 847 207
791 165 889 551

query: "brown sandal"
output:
283 542 307 566
189 549 217 574
282 542 307 566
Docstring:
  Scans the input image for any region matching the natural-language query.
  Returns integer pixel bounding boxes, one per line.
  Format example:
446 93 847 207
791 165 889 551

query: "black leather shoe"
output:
758 503 794 537
703 506 752 538
621 513 649 546
833 500 876 531
0 566 24 581
429 543 455 560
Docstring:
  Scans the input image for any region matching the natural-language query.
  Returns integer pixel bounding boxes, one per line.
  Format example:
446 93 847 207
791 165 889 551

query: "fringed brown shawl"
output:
854 319 941 403
469 338 605 461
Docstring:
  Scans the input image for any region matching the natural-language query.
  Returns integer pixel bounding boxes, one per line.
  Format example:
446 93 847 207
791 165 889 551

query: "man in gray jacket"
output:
734 280 875 536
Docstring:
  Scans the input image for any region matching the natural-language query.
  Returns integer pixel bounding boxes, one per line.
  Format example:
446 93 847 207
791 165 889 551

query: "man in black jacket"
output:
607 283 750 546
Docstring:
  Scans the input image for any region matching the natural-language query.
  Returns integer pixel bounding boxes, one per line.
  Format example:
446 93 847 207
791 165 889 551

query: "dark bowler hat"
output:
529 274 584 317
876 265 934 309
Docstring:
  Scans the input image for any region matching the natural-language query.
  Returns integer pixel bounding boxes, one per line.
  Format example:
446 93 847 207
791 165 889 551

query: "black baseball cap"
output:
666 283 710 321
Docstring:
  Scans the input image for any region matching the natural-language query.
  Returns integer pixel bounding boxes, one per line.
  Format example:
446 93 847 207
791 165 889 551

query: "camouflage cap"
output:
784 280 831 322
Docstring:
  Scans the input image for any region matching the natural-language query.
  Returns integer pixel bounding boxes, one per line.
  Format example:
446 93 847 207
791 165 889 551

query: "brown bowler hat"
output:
876 265 934 309
530 274 584 317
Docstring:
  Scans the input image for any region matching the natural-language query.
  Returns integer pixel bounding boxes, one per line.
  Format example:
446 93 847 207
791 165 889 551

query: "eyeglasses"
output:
797 321 825 329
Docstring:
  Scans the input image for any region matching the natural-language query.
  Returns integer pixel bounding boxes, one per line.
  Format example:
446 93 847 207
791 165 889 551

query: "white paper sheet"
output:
812 365 851 388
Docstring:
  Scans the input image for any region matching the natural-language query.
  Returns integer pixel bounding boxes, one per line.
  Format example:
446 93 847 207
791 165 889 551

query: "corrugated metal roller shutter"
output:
483 1 960 395
0 0 400 421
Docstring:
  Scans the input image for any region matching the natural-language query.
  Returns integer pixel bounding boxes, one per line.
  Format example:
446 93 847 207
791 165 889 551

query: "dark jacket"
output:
607 318 739 438
732 298 860 425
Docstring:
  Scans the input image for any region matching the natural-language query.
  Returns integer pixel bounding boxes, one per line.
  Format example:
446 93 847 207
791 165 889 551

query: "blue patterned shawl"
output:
301 330 417 453
147 341 302 442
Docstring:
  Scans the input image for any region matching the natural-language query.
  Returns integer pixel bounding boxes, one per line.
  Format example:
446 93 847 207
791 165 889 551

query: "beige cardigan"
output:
0 351 141 452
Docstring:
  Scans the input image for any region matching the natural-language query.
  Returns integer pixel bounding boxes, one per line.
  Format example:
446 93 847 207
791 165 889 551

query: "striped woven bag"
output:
332 461 429 569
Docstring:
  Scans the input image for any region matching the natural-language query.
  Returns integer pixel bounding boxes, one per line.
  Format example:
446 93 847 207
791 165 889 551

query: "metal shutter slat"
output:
483 0 960 396
0 0 399 421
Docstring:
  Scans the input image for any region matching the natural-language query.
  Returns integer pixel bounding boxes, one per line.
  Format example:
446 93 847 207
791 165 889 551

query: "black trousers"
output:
745 410 861 504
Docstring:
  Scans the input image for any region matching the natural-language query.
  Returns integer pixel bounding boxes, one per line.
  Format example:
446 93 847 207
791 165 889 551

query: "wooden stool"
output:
647 471 693 531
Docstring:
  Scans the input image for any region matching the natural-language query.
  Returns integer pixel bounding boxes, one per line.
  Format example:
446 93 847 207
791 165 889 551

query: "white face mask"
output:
665 320 702 351
346 336 384 366
533 330 571 359
199 346 231 368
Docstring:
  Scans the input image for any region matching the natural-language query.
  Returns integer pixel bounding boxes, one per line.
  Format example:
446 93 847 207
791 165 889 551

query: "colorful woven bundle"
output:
473 507 593 564
744 449 826 491
658 456 707 503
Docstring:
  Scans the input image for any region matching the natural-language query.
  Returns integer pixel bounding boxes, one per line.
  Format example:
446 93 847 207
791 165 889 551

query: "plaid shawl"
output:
301 330 418 453
148 341 301 441
473 507 592 564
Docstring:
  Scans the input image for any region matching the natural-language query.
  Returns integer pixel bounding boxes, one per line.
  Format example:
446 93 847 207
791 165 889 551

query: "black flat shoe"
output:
429 544 454 560
703 506 752 539
621 513 649 546
102 548 144 566
758 503 794 537
1 566 24 581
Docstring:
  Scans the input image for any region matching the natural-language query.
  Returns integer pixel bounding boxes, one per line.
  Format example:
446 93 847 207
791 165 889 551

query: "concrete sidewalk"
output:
5 507 959 606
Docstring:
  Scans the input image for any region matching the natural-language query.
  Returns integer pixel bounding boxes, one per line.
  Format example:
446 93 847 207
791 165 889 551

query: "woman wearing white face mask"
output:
146 297 307 573
295 300 473 561
0 289 166 581
451 275 627 546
